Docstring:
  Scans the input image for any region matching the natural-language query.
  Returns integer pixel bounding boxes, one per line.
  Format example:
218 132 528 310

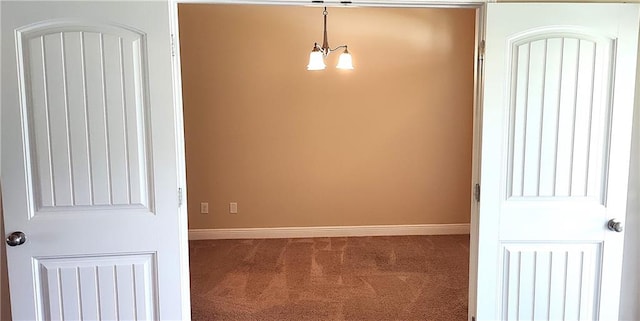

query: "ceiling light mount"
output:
307 7 353 71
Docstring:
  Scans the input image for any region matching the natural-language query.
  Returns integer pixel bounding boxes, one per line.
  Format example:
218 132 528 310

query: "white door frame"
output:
169 0 485 319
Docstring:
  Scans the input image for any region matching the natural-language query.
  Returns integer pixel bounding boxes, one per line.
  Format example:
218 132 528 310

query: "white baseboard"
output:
188 223 470 240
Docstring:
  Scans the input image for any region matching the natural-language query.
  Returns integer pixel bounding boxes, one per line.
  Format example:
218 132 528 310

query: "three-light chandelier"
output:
307 7 354 70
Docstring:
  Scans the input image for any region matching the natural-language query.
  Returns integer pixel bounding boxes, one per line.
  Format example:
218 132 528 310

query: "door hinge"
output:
478 40 485 62
178 187 183 207
474 183 480 202
170 34 176 57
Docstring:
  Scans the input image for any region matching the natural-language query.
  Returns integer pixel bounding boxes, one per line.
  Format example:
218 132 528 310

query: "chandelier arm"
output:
330 45 348 52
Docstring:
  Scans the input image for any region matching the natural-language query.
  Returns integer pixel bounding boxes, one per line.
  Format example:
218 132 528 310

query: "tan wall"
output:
179 5 476 229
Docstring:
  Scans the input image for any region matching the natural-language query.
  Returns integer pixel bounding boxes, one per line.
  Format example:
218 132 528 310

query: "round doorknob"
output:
6 231 26 247
607 219 623 233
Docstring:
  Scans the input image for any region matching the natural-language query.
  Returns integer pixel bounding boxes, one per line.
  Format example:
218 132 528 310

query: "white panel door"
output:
1 1 190 320
476 4 639 320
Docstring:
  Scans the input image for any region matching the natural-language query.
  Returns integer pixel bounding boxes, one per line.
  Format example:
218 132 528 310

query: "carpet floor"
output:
190 235 469 321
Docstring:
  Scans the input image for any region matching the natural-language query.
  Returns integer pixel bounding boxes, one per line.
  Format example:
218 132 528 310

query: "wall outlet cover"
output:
229 202 238 214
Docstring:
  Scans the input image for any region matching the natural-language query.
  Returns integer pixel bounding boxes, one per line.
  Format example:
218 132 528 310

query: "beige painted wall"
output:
179 5 475 229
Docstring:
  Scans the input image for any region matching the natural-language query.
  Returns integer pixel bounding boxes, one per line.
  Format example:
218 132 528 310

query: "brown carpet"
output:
189 235 469 321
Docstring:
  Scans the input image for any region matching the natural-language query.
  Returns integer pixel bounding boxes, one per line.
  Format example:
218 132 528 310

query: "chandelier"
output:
307 7 354 71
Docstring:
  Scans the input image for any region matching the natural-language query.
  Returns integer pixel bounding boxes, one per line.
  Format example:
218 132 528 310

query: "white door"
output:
1 1 190 320
475 3 639 320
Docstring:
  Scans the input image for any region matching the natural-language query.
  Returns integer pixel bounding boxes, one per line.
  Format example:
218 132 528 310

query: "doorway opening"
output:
175 3 482 320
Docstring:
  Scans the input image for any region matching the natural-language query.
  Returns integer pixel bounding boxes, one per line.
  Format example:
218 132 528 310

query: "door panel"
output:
37 254 156 320
20 22 152 213
502 243 601 320
507 33 613 202
476 4 639 320
1 2 189 320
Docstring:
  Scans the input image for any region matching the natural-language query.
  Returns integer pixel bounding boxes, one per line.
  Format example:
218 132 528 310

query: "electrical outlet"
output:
200 202 209 214
229 202 238 214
